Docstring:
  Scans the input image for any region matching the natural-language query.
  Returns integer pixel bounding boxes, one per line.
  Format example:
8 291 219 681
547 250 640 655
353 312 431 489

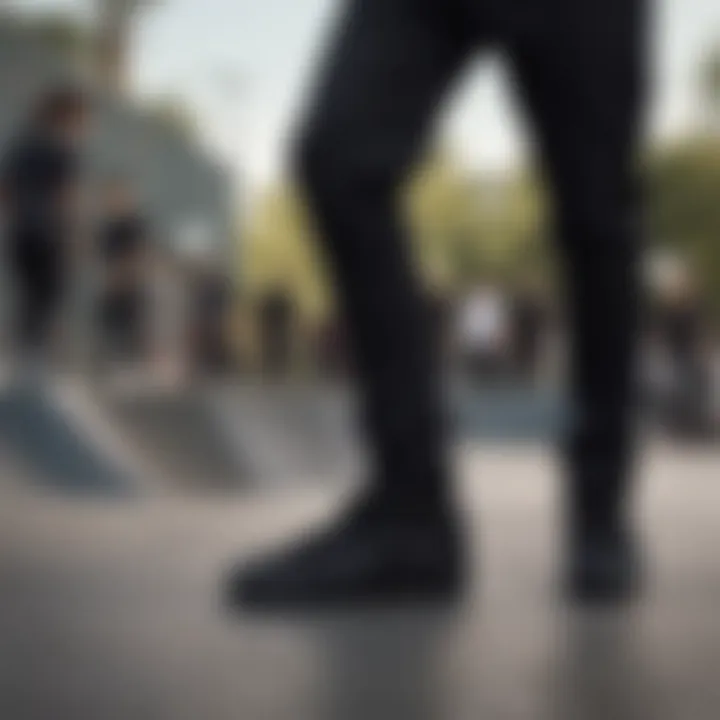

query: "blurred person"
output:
97 179 151 371
0 86 89 371
259 289 295 378
230 0 648 608
710 332 720 430
190 264 233 374
510 277 549 384
150 244 189 386
654 275 712 437
456 283 510 383
641 326 673 421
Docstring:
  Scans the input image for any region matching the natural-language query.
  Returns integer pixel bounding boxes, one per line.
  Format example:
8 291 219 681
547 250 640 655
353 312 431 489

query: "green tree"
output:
242 184 330 320
0 11 92 59
647 134 720 315
242 152 553 319
145 95 199 140
700 43 720 130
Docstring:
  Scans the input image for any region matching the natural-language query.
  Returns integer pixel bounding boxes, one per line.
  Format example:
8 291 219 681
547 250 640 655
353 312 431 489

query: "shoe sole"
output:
227 576 466 616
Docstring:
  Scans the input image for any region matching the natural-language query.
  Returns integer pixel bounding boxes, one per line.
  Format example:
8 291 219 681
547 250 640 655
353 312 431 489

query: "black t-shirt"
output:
100 215 147 263
1 131 78 236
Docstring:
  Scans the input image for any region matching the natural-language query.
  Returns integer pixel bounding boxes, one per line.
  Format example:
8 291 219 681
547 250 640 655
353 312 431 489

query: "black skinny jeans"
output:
295 0 647 525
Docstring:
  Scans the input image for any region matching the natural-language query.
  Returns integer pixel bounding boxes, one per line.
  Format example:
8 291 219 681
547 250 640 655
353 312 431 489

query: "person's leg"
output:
10 240 50 360
16 276 41 357
230 0 477 609
510 0 648 600
115 289 138 363
294 0 475 508
39 248 66 365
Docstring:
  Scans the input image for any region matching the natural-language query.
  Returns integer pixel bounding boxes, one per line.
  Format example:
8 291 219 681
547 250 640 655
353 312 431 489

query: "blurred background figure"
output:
258 288 295 379
189 258 234 376
509 275 550 386
652 267 713 438
96 177 151 376
456 282 511 385
0 86 89 375
148 243 189 386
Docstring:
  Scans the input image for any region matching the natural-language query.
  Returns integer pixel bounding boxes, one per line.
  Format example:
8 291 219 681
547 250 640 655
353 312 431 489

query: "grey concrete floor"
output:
1 446 719 720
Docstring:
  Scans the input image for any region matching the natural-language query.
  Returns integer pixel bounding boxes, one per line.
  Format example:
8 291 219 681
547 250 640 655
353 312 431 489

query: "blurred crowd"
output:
0 86 234 385
250 276 720 439
1 85 718 438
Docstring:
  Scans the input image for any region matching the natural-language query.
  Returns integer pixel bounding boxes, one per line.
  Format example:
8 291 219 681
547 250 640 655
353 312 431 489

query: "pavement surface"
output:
1 445 719 720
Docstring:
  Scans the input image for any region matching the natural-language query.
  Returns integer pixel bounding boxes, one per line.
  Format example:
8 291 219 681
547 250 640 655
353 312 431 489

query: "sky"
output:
16 0 720 190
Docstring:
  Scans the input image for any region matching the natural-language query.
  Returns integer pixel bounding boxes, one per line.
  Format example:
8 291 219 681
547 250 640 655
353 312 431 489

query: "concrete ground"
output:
1 445 719 720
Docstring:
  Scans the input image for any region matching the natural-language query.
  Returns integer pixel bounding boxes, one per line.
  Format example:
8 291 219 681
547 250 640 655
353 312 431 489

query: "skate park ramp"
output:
210 383 362 484
0 376 568 496
0 379 147 495
0 378 359 495
101 384 361 489
208 381 566 484
100 387 249 490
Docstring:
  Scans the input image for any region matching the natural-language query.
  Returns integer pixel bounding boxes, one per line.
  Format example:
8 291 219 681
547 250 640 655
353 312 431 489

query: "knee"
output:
292 123 402 204
559 171 641 243
293 126 355 204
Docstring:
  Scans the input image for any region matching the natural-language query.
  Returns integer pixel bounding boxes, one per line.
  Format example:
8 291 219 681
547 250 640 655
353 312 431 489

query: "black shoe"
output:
226 493 466 612
566 523 641 605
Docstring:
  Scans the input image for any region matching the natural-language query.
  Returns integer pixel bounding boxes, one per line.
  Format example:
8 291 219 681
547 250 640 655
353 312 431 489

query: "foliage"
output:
240 46 720 322
0 11 93 60
647 134 720 315
404 154 546 290
241 131 720 321
144 95 200 141
241 152 550 320
700 43 720 126
241 184 330 320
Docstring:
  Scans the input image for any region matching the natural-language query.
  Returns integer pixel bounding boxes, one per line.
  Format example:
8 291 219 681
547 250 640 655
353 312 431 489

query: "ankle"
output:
356 484 455 527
